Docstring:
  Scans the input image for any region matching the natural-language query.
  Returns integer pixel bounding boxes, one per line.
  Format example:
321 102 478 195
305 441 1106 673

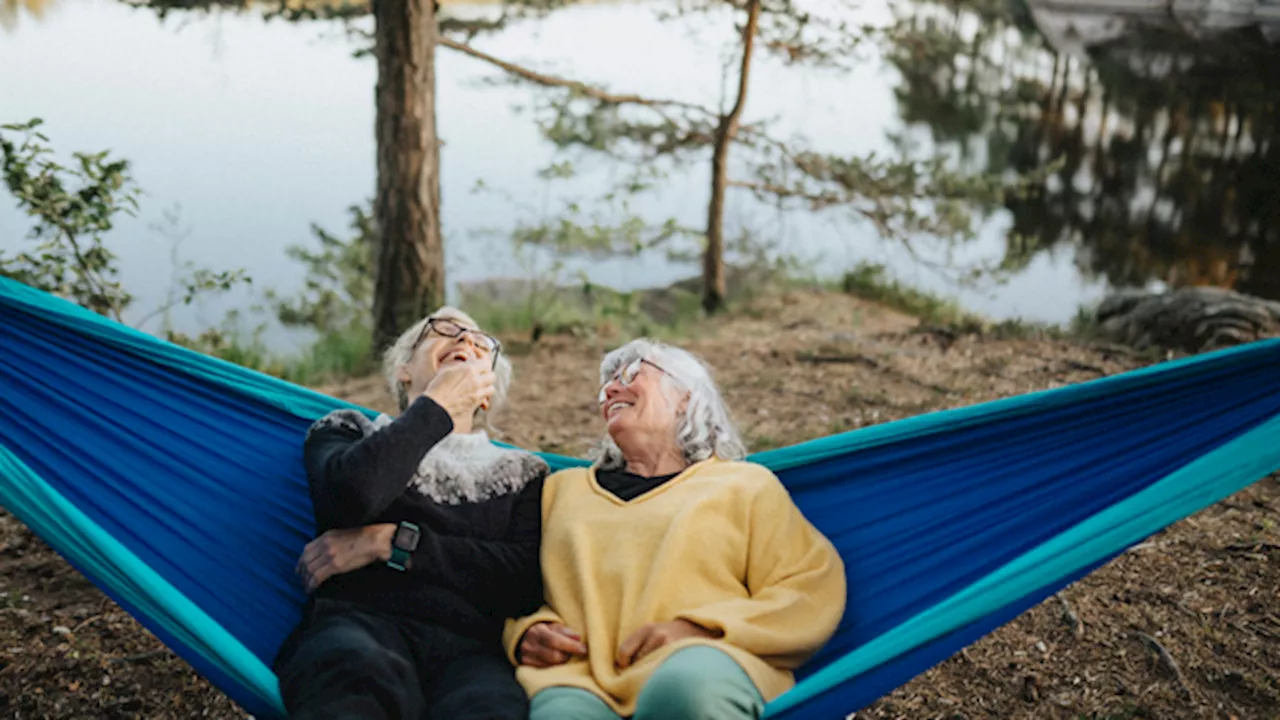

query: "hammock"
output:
2 276 1280 720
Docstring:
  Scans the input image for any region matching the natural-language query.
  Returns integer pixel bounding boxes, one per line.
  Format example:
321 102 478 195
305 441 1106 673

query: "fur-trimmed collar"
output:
315 410 548 505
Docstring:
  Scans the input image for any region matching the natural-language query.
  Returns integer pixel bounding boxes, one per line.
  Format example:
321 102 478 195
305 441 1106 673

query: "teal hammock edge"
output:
751 340 1280 472
7 403 1276 719
0 277 365 425
765 405 1280 715
0 444 287 715
6 276 1280 715
6 275 1280 474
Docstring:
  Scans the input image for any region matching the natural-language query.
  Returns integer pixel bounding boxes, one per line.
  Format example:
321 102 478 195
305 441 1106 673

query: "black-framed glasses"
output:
597 357 678 404
413 318 502 369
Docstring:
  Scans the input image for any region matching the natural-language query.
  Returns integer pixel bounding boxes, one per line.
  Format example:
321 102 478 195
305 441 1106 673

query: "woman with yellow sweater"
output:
508 339 846 720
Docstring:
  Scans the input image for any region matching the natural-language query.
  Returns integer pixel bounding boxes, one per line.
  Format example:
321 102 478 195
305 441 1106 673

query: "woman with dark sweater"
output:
273 307 547 720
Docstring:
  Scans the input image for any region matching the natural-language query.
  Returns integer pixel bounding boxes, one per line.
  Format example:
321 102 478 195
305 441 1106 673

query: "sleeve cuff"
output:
674 610 730 640
402 394 455 432
503 607 565 666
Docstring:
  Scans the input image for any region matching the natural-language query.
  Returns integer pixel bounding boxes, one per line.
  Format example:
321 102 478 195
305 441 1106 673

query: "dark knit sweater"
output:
302 396 546 643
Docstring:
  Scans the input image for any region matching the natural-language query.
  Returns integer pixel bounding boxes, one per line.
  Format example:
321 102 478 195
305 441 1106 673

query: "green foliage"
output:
1 118 140 320
513 9 1038 292
254 203 379 380
1067 305 1102 339
513 209 696 261
840 263 976 326
461 273 695 343
838 263 1112 339
1 119 249 324
269 204 375 334
0 118 362 383
168 310 373 386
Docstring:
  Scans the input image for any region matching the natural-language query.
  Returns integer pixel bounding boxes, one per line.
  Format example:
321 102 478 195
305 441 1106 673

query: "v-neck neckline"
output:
587 459 714 506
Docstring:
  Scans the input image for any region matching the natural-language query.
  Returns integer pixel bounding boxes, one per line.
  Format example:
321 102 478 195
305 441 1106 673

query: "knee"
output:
634 647 763 720
635 664 709 719
530 688 615 720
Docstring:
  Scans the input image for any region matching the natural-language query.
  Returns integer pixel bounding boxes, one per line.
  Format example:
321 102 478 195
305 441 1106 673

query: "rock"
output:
1094 287 1280 353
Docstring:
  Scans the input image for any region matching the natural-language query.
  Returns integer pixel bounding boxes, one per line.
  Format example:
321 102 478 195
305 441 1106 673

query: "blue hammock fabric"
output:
3 275 1280 719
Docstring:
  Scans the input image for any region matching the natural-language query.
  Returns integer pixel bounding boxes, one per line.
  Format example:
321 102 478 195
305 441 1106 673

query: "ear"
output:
395 363 413 387
676 392 691 416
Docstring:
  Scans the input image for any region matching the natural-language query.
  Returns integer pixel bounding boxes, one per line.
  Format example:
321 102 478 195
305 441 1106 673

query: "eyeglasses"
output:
413 318 502 369
597 357 678 404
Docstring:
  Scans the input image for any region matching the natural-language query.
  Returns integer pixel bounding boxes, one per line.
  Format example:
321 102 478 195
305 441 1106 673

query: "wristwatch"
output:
387 521 420 572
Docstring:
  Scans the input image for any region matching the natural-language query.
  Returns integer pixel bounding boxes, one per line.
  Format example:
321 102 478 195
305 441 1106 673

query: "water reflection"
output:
7 0 1273 334
889 0 1280 300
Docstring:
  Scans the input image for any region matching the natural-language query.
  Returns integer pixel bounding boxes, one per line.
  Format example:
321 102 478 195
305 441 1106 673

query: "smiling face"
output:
395 316 496 401
599 358 687 459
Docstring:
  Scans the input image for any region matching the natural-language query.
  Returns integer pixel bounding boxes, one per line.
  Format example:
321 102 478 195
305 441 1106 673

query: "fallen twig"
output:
1056 592 1083 638
72 614 104 633
107 649 170 665
1131 631 1194 700
1221 542 1280 554
795 351 880 369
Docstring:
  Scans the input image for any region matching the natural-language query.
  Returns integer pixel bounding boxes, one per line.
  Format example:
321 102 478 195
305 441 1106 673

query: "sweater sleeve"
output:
503 605 567 666
675 468 847 669
304 397 454 529
407 473 545 619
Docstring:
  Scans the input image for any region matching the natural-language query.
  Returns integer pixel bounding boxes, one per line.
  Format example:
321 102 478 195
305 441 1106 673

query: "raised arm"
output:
304 398 453 529
304 360 496 528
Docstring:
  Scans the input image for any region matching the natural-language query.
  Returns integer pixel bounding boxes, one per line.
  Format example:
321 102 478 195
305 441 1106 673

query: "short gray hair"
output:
593 339 746 470
382 307 512 424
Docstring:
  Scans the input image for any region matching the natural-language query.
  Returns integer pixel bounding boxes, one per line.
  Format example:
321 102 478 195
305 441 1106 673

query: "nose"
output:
454 332 480 353
599 378 623 404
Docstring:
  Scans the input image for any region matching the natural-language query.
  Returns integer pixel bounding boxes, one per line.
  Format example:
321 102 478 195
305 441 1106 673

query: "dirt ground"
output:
2 288 1277 719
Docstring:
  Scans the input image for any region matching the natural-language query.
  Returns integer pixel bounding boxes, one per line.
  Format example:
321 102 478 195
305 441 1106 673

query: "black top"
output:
596 469 680 501
302 396 545 643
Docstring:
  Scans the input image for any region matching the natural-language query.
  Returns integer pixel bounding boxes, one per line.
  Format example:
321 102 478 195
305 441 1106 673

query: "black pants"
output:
274 601 528 720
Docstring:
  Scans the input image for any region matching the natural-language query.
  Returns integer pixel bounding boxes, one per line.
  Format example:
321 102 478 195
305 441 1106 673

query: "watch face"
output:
394 525 420 550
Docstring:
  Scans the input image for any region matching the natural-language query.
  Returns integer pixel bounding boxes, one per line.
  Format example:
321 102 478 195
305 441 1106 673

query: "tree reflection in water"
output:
887 0 1280 300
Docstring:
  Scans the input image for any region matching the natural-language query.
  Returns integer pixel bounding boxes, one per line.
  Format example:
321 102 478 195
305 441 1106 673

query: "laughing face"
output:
598 357 686 450
396 316 497 401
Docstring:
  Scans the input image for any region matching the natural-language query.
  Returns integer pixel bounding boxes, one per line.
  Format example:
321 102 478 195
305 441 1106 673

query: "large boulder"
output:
1095 287 1280 353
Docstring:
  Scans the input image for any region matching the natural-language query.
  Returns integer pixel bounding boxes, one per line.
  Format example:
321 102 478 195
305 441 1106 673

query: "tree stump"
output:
1095 287 1280 354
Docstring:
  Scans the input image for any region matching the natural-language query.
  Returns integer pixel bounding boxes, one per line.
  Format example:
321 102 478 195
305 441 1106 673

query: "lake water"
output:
3 0 1278 347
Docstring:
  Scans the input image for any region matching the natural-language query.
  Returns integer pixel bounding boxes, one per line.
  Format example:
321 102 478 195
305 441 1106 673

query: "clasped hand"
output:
518 619 716 669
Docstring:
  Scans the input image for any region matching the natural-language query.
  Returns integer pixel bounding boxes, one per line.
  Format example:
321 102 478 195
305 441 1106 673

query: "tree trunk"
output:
703 0 761 314
372 0 444 353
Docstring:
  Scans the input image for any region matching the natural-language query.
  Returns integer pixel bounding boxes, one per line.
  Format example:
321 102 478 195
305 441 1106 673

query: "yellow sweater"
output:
503 459 846 715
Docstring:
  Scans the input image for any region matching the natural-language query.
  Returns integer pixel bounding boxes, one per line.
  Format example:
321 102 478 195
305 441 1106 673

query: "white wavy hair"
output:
593 339 746 470
382 307 512 425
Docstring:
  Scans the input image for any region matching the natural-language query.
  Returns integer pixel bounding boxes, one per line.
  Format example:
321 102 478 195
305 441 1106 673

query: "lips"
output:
439 348 475 365
605 400 634 420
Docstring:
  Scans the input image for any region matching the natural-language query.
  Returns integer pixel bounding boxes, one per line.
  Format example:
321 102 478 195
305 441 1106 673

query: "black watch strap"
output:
387 521 420 572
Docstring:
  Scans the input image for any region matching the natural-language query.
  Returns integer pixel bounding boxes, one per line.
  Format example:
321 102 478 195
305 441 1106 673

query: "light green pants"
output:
528 646 765 720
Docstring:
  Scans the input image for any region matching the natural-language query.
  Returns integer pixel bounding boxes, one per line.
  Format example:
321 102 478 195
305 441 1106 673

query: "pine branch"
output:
438 37 715 116
728 179 887 228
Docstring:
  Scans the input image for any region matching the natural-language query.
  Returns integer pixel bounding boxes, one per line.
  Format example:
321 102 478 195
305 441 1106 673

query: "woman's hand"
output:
518 622 588 668
616 619 719 669
297 524 395 593
424 360 496 421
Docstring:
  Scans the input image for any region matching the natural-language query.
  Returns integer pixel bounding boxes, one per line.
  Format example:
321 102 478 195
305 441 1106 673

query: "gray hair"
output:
593 339 746 470
382 306 512 425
